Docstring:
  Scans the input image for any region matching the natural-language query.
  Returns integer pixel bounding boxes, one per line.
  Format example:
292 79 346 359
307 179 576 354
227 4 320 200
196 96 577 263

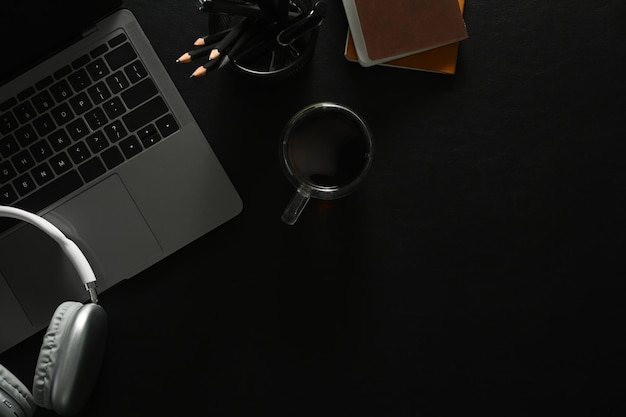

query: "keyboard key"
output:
0 135 19 158
31 90 55 113
30 139 54 163
48 129 72 152
0 160 16 182
11 150 35 173
103 120 127 143
137 124 160 148
85 131 109 153
0 97 17 113
72 54 91 69
121 78 157 109
12 172 37 196
86 58 110 81
87 81 112 105
50 102 75 126
108 33 127 48
1 111 18 135
137 124 157 140
53 65 72 80
32 113 56 136
84 107 108 130
31 162 55 186
14 125 37 147
66 118 90 141
50 79 73 102
35 76 54 90
119 135 142 159
1 184 18 205
49 152 73 175
124 61 148 83
17 87 35 102
155 114 179 138
122 96 167 132
90 44 109 58
105 42 137 70
68 68 92 92
78 157 106 182
68 141 91 164
13 101 36 124
140 133 160 148
106 71 130 94
102 97 126 119
101 146 124 169
69 92 94 115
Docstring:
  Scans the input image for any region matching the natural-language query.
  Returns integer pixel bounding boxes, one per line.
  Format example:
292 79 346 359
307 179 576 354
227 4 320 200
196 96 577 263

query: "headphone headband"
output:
0 206 99 303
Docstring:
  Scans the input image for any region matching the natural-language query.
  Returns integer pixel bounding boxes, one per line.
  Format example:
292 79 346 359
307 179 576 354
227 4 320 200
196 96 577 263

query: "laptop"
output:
0 0 243 354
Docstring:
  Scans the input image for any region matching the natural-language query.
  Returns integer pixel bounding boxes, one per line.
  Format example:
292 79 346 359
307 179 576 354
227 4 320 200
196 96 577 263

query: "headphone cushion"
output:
32 301 83 410
0 364 36 417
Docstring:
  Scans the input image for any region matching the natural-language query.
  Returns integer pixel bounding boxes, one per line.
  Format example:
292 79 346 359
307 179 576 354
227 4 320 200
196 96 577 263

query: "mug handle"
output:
281 188 311 225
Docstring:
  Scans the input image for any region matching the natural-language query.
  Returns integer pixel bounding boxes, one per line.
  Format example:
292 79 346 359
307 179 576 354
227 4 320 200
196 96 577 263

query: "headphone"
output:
0 206 107 417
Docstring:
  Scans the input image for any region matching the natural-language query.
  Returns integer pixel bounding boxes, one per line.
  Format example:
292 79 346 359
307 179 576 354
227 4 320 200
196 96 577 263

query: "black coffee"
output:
286 110 371 188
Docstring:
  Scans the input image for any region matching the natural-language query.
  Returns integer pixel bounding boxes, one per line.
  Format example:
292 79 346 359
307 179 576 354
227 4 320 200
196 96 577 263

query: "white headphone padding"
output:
31 301 83 409
0 364 36 417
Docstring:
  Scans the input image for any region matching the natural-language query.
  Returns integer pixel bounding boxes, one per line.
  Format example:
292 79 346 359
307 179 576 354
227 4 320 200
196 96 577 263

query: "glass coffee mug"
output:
280 102 374 225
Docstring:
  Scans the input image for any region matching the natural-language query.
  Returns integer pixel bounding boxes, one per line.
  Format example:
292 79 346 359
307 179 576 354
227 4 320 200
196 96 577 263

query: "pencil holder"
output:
199 0 324 80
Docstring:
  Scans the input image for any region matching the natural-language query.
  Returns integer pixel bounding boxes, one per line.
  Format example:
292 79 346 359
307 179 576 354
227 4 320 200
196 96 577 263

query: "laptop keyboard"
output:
0 33 179 233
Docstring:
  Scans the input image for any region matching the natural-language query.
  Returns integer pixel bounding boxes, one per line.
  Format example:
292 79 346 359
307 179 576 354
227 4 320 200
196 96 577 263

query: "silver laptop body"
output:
0 3 242 353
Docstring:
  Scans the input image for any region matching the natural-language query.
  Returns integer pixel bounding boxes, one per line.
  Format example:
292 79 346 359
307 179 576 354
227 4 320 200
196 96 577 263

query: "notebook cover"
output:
344 0 466 74
342 0 468 67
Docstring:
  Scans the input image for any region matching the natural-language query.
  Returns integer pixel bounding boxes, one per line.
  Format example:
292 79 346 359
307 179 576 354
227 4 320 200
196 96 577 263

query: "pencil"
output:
189 56 222 78
219 19 266 68
208 16 251 61
193 28 231 46
176 44 214 63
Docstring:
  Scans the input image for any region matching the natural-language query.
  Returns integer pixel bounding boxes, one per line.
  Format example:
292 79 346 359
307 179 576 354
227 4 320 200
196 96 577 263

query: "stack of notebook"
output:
342 0 468 74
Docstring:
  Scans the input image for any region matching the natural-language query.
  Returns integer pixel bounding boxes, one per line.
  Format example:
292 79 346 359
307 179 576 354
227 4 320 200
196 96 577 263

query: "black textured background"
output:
2 1 625 416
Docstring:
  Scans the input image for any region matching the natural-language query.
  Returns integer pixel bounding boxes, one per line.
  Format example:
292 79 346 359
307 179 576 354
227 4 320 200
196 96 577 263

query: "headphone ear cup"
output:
32 301 83 410
32 301 107 416
0 364 36 417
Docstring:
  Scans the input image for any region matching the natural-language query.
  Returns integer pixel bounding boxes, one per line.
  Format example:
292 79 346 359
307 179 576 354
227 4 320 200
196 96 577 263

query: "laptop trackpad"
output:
0 174 162 326
45 174 163 289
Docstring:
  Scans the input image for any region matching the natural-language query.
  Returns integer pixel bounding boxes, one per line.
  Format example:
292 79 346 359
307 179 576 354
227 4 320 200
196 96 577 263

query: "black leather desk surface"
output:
2 1 625 416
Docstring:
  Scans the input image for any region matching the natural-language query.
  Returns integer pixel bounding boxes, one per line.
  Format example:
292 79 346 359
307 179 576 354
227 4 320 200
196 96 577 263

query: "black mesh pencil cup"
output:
198 0 324 80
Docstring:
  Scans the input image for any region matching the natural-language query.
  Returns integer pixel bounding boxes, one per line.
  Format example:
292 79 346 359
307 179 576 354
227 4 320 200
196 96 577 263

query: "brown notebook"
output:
342 0 468 67
345 0 466 74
